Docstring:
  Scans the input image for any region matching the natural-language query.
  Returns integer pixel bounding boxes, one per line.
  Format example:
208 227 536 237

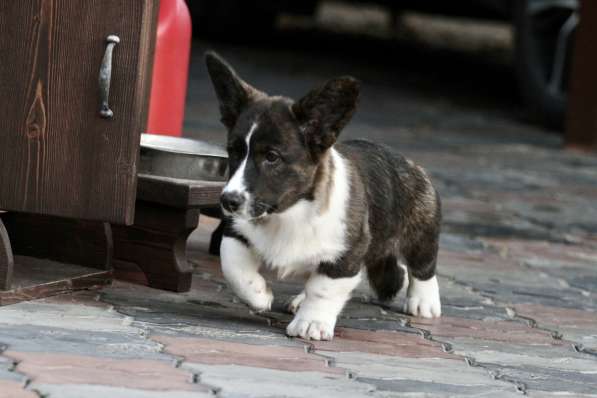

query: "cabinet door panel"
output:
0 0 159 224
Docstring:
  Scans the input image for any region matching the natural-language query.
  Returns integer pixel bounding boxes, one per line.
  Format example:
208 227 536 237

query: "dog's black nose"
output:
221 192 245 213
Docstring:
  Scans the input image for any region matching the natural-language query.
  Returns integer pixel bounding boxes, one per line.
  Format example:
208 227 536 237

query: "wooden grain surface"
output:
137 174 224 208
0 0 159 224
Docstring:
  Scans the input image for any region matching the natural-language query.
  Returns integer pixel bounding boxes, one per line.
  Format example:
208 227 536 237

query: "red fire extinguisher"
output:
147 0 191 137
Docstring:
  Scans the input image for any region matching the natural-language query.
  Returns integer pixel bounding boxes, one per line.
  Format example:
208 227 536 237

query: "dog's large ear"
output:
205 51 265 130
292 77 360 158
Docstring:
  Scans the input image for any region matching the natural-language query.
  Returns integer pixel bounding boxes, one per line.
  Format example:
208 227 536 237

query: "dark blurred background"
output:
181 0 580 146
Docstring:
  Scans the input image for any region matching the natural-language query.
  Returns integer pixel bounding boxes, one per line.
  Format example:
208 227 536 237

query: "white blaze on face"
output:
223 122 258 215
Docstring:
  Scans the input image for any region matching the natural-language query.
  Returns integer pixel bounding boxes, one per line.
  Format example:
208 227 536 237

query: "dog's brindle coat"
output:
206 51 442 341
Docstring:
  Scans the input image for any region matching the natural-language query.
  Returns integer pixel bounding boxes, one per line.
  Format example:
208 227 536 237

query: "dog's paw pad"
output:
286 292 306 314
247 287 274 313
286 317 334 341
404 295 441 318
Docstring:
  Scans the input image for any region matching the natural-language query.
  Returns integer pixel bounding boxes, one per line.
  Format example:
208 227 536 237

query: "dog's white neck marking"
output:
223 122 258 195
233 148 350 278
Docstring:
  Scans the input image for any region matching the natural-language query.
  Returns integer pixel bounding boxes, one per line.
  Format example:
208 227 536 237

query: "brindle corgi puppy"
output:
206 52 441 341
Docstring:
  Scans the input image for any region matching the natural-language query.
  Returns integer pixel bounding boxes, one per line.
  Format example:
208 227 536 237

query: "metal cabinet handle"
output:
98 35 120 119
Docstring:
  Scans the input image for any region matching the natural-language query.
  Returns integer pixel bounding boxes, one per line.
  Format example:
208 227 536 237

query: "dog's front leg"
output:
286 271 362 341
220 237 273 312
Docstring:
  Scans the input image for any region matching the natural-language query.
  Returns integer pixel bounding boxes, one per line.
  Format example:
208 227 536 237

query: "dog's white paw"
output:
286 291 306 314
404 275 441 318
405 295 441 318
286 314 335 341
246 285 274 313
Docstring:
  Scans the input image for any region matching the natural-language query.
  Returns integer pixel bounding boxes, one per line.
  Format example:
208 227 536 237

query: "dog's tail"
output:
367 255 406 302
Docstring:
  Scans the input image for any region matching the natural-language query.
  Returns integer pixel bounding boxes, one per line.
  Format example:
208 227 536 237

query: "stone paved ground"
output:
2 14 597 398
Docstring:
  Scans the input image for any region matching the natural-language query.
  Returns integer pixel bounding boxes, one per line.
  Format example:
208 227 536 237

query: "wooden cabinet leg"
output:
112 203 198 292
0 219 14 291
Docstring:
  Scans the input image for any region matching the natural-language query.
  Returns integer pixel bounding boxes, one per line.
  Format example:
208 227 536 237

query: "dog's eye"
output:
265 150 280 164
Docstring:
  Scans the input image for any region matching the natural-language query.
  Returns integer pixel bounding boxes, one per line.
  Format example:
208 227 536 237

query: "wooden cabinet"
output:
0 0 159 224
0 1 160 304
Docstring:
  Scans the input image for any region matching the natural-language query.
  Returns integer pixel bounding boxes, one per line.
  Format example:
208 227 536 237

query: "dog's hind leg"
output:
401 232 441 318
220 237 273 312
367 255 408 302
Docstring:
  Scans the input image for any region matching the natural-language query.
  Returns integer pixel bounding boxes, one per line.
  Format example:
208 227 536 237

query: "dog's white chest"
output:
234 201 347 276
232 149 351 277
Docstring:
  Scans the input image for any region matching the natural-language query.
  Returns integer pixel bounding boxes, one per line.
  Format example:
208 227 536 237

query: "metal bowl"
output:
139 134 228 181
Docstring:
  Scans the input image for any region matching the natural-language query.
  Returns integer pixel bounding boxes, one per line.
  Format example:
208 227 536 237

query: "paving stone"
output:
437 250 597 312
311 327 457 359
0 380 38 398
410 316 561 345
182 363 380 398
448 336 597 376
7 351 208 393
514 303 597 330
0 348 28 386
154 335 343 374
481 364 597 395
448 336 573 356
417 335 597 395
465 349 597 374
100 281 277 334
335 316 419 334
438 250 563 290
0 353 12 370
0 351 24 385
548 270 597 296
469 281 597 311
439 232 486 253
481 238 597 271
324 351 519 396
532 392 597 398
0 294 172 362
0 368 25 384
439 194 564 243
31 384 214 398
0 300 138 334
148 323 301 347
0 324 165 359
513 303 597 350
335 299 422 332
356 377 517 397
